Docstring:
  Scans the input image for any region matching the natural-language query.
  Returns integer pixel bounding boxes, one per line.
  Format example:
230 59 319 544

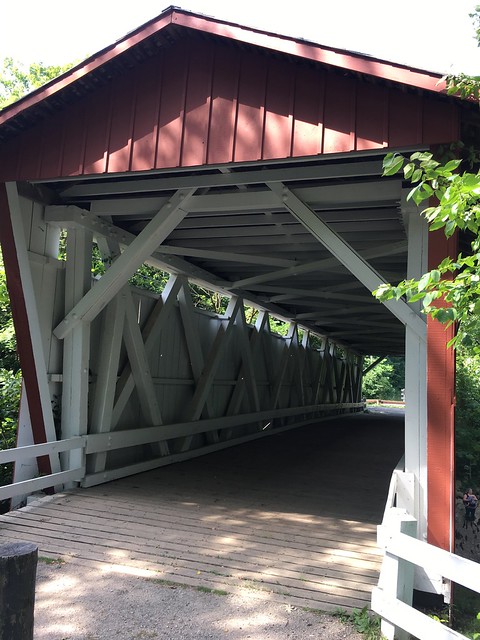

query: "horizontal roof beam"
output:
232 241 407 289
58 159 385 199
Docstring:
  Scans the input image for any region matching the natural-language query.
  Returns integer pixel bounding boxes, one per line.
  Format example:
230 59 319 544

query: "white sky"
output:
0 1 479 75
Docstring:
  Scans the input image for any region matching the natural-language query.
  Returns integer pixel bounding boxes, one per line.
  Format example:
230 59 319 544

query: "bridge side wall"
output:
1 189 363 490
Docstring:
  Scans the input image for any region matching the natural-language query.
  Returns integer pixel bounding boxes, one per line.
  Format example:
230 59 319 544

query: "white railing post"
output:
377 509 417 640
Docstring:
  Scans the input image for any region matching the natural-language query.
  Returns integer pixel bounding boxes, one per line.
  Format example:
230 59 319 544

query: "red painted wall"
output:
0 39 460 182
427 229 457 552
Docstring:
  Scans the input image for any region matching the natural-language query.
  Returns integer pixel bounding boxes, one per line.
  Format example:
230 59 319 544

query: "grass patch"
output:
196 586 228 596
333 606 381 640
38 556 65 565
149 578 189 589
148 577 228 597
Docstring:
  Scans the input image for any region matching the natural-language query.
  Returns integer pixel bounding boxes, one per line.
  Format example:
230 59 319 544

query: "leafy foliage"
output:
0 57 74 109
456 347 480 488
334 606 382 639
452 585 480 639
362 358 394 399
362 356 404 400
376 150 480 350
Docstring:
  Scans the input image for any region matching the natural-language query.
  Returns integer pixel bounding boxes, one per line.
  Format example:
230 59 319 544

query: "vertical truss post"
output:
61 226 92 477
0 183 61 478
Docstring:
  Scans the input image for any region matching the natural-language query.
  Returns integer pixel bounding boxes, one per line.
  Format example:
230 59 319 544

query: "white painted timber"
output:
232 241 407 289
58 159 386 198
0 468 85 502
5 183 61 471
85 403 363 454
373 525 480 640
0 437 86 464
403 196 429 559
123 288 163 427
372 589 467 640
111 275 182 428
45 205 230 291
61 227 92 476
82 409 360 488
53 188 196 339
377 512 417 640
268 182 426 338
89 291 126 473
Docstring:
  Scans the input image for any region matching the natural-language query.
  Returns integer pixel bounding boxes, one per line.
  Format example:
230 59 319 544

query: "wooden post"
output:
0 542 38 640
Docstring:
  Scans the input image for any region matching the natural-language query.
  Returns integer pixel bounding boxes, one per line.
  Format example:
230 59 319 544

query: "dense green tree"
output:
362 358 395 399
362 356 404 400
456 350 480 487
0 57 75 108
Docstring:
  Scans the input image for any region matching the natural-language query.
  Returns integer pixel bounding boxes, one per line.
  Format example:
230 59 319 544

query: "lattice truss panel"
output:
8 187 363 488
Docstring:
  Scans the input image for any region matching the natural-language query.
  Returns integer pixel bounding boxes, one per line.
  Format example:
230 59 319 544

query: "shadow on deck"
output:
0 408 404 613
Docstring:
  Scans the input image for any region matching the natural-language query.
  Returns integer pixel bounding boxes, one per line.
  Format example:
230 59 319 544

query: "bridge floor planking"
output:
0 409 404 612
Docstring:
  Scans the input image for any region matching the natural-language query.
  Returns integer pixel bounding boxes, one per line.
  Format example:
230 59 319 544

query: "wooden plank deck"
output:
0 408 404 612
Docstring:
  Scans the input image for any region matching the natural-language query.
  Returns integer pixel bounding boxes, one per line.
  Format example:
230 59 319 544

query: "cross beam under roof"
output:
267 182 425 339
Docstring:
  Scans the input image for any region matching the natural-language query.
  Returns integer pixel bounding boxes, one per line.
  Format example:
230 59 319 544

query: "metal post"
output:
0 542 38 640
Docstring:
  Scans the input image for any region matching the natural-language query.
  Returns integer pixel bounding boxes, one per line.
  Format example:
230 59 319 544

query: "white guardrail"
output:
0 437 86 502
373 463 480 640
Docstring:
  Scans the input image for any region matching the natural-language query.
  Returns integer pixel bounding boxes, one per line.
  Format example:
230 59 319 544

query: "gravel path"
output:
34 559 366 640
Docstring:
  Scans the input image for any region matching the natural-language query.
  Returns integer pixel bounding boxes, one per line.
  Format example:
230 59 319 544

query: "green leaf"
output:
423 292 436 307
443 159 462 172
404 163 415 180
383 153 405 176
412 168 423 183
418 273 431 292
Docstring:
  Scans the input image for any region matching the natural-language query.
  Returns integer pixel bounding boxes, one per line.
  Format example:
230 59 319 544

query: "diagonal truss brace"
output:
267 182 426 339
53 188 196 340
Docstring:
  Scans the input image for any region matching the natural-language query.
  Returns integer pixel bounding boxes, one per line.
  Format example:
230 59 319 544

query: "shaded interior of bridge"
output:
0 409 404 611
138 407 404 524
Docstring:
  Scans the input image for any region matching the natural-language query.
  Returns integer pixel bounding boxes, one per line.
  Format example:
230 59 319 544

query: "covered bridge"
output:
0 6 476 608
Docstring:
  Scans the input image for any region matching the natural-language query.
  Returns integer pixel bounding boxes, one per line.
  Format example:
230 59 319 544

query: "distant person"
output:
463 488 478 521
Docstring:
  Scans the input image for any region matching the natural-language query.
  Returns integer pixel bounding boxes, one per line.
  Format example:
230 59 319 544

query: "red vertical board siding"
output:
0 138 19 182
0 183 51 473
106 73 136 173
323 74 355 154
356 82 388 150
234 51 267 162
0 43 464 180
388 89 423 148
423 97 459 145
39 113 64 179
263 58 294 159
61 101 87 176
181 41 214 167
292 67 325 157
207 46 240 165
156 43 189 168
130 56 163 172
427 229 457 552
83 84 112 175
17 126 43 180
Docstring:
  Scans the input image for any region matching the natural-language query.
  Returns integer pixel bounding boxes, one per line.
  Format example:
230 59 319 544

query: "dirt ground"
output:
34 558 366 640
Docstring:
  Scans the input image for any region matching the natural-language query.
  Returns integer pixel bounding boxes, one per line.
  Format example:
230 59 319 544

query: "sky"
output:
0 0 479 76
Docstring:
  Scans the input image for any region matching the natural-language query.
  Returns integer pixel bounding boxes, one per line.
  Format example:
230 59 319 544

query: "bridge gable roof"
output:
0 6 461 182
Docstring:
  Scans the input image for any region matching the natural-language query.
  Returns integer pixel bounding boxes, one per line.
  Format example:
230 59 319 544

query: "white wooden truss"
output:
3 186 364 492
2 154 423 495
